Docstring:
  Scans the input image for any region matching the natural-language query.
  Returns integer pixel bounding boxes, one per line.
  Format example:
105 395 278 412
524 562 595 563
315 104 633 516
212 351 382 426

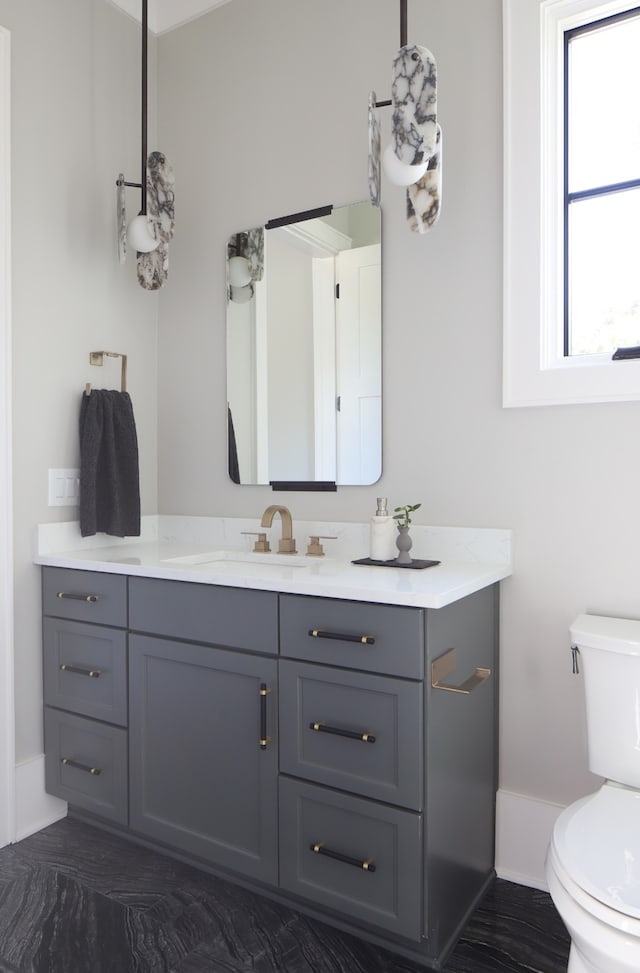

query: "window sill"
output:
503 349 640 407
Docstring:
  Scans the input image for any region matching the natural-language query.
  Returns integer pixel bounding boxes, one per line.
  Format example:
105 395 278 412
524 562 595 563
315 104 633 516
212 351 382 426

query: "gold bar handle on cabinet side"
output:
431 648 491 695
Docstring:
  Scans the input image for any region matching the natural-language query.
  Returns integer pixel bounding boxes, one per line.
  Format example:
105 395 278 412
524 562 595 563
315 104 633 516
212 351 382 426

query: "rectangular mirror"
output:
226 201 382 487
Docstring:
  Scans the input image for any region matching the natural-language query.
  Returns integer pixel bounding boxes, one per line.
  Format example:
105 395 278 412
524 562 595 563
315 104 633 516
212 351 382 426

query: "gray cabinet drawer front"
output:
43 619 127 726
42 567 127 628
279 777 422 941
279 661 423 810
129 577 278 654
44 708 128 825
280 595 424 677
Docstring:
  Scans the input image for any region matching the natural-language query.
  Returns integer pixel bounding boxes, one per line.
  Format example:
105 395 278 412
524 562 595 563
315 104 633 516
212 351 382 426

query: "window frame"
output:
503 0 640 407
563 7 640 357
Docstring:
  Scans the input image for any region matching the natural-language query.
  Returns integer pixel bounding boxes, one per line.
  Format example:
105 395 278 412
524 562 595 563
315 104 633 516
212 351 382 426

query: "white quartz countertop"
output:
34 516 512 610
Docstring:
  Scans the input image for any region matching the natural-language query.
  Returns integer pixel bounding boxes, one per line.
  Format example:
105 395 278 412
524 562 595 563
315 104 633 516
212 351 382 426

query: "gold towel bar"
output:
431 647 491 695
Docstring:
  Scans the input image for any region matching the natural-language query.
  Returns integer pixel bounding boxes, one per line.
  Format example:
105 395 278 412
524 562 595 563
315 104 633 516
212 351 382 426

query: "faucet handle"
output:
306 535 337 557
241 531 271 553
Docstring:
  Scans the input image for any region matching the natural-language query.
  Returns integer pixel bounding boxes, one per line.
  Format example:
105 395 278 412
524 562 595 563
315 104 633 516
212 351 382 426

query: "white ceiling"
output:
108 0 232 35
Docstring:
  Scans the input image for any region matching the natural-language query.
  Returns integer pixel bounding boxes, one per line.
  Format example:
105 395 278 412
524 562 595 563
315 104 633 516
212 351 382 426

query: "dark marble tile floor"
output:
0 818 569 973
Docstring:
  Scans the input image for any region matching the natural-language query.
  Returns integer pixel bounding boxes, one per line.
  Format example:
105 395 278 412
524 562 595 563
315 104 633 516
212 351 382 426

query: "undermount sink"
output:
162 550 311 569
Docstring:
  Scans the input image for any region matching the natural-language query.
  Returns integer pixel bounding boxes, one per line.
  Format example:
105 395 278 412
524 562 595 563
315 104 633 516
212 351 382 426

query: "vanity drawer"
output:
43 618 127 726
279 595 424 678
42 567 127 628
279 777 422 941
44 708 128 825
279 660 423 810
128 577 278 654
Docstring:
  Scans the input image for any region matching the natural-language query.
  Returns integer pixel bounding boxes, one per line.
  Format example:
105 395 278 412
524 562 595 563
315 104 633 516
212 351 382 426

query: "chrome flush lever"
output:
571 645 580 674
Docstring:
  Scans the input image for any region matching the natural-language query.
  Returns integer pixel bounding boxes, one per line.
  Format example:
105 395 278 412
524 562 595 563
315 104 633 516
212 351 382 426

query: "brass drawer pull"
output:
57 591 100 603
310 842 376 872
310 722 376 744
61 757 101 776
308 629 375 646
431 648 491 695
60 664 102 678
259 683 272 750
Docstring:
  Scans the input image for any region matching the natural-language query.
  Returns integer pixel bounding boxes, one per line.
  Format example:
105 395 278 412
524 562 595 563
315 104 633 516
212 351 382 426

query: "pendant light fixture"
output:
116 0 175 289
117 0 159 255
368 0 442 233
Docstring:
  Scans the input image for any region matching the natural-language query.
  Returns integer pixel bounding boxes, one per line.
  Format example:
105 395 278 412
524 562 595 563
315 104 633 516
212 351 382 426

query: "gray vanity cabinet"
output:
42 567 129 825
41 565 499 970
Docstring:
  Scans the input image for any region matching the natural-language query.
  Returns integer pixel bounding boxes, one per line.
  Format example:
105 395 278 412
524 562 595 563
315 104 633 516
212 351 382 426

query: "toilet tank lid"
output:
571 614 640 654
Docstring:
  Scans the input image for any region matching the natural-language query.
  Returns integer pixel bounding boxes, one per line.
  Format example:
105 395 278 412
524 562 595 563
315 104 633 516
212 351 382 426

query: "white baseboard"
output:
495 788 565 891
15 754 66 842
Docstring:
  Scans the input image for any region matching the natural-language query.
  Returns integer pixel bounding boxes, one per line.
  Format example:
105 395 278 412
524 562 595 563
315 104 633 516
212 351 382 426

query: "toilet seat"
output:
553 784 640 921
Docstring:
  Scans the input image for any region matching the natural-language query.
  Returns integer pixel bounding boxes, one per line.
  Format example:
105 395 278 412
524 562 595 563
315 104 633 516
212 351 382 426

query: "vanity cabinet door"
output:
129 634 278 884
42 567 127 628
279 660 423 810
280 594 424 678
45 708 128 825
279 777 422 941
43 618 127 726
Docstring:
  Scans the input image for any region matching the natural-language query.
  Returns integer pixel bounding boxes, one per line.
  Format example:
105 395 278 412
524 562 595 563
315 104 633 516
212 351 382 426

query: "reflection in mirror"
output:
227 201 382 487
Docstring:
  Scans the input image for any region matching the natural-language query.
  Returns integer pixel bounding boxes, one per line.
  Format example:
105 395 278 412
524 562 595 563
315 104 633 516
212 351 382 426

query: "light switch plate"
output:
48 469 80 507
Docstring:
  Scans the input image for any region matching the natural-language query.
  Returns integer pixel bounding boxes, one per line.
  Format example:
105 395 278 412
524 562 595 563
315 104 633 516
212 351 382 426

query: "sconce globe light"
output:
382 143 429 187
228 255 252 288
127 213 159 253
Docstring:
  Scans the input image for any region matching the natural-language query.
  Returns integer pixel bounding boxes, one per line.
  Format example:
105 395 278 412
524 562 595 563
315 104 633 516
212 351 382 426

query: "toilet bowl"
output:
546 614 640 973
546 784 640 972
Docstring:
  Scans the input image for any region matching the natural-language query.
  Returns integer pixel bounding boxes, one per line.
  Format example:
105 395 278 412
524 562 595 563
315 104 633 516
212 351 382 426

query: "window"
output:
503 0 640 406
564 9 640 357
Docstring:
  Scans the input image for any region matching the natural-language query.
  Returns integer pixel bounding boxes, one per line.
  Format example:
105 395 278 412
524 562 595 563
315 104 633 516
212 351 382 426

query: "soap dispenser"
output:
370 497 396 561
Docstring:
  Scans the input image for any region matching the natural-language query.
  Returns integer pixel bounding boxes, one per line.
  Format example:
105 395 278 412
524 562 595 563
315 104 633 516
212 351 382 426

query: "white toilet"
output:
545 614 640 973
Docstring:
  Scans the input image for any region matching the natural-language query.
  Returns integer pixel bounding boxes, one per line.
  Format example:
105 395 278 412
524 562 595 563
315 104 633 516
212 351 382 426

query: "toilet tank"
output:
571 614 640 788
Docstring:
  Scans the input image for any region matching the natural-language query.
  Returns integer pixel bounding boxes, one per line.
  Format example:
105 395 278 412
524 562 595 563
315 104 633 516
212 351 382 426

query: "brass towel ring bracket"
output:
85 351 128 396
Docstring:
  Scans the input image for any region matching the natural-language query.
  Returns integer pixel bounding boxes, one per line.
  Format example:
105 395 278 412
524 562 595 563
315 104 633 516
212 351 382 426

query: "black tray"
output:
352 557 440 570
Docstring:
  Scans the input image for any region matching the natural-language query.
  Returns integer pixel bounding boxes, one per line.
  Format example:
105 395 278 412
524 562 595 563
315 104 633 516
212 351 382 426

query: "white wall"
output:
156 0 640 837
4 0 159 763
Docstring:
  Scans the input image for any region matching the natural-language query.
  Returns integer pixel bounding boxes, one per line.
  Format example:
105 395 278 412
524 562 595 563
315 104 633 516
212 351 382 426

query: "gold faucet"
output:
260 505 296 554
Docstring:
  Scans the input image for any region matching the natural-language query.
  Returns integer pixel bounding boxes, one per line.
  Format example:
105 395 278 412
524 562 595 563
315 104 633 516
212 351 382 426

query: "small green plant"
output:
393 503 421 529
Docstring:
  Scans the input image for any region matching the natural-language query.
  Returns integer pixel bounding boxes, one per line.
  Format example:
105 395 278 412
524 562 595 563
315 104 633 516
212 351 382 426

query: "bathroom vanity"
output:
37 516 511 970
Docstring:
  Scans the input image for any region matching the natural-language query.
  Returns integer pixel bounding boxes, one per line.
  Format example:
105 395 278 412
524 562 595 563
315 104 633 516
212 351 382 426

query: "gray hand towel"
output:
79 389 141 538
